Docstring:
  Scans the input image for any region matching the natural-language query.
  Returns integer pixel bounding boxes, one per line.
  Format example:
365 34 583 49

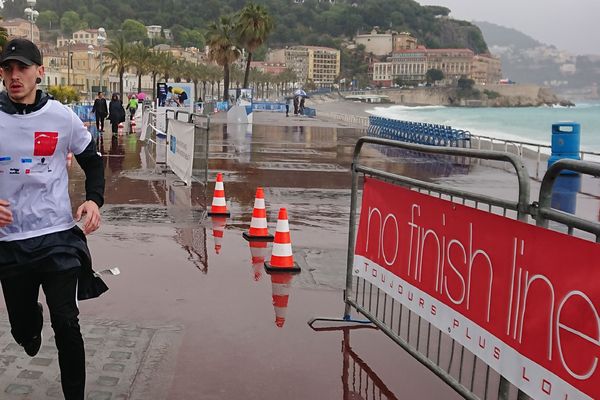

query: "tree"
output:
425 68 444 84
0 17 7 49
37 11 60 31
103 34 131 99
457 76 475 90
60 11 83 35
129 43 151 93
206 15 241 101
236 3 274 89
147 50 164 99
121 19 148 43
158 51 177 83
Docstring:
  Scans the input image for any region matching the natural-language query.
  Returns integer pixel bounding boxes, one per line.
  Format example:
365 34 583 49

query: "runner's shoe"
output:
22 302 43 357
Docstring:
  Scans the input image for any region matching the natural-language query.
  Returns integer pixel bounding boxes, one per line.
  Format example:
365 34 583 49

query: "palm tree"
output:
129 43 151 93
236 3 274 89
205 64 222 101
103 34 131 99
147 50 164 99
206 15 241 101
159 51 177 84
172 59 188 83
0 17 8 49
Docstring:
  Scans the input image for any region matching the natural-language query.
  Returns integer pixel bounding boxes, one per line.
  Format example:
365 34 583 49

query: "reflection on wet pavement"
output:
64 122 570 399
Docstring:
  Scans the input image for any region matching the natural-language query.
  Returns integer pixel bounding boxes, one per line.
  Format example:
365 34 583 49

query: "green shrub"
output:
47 85 79 104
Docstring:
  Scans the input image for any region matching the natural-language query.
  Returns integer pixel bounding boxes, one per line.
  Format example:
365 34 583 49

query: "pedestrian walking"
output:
107 93 125 137
126 94 138 122
91 91 107 132
0 38 107 400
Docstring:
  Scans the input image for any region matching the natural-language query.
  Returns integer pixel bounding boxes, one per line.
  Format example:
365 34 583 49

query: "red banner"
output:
353 177 599 400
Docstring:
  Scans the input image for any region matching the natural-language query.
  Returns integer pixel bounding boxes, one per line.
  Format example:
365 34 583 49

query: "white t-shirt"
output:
0 100 92 241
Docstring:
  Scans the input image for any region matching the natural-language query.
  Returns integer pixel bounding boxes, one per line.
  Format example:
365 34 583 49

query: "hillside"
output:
475 21 541 51
2 0 488 53
474 21 600 96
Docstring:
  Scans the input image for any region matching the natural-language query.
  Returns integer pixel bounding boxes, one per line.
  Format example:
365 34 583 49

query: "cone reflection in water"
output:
211 216 226 254
248 240 268 281
208 172 230 216
243 187 274 241
264 208 300 273
271 273 293 328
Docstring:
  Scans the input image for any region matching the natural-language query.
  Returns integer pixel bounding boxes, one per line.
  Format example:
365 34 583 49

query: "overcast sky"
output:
418 0 600 55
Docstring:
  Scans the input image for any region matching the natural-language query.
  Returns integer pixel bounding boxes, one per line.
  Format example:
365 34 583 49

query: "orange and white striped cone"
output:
66 152 73 168
271 273 293 328
211 216 227 254
248 240 268 282
264 208 301 274
208 172 231 217
243 187 274 242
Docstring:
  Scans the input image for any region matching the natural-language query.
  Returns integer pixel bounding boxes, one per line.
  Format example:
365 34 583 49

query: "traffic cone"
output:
118 122 124 135
248 240 268 282
211 216 226 254
271 273 293 328
243 187 274 242
208 172 231 217
264 208 301 274
66 152 73 168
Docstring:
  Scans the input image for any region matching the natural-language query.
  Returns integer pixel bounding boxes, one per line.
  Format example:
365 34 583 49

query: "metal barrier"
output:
140 105 210 185
312 136 600 400
317 111 370 128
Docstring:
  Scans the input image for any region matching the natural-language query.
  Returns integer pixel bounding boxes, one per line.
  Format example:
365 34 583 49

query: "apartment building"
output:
274 46 340 87
354 28 394 56
57 29 104 47
471 54 502 85
1 18 40 43
371 32 501 86
307 46 340 87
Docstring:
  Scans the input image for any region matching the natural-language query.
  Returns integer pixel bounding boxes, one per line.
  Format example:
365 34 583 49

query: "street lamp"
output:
87 44 94 100
67 39 74 86
97 27 106 94
24 0 39 42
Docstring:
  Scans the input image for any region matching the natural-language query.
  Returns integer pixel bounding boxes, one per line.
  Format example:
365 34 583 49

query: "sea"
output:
367 102 600 153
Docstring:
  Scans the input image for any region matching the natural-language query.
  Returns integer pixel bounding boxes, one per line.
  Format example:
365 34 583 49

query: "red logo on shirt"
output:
33 132 59 156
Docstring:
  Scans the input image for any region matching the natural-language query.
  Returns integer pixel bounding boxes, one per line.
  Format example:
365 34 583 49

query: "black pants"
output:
95 114 105 132
111 121 120 134
1 268 85 400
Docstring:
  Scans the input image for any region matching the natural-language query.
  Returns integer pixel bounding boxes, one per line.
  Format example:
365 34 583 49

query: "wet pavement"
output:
0 111 598 399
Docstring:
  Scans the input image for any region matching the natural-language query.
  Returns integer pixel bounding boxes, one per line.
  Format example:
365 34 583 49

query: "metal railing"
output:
140 105 210 185
311 136 600 400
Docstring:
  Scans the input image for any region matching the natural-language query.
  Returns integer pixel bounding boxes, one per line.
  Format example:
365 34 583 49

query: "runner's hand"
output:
76 200 101 234
0 199 13 227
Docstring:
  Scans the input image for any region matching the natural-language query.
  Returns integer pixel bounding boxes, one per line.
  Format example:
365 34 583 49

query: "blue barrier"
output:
252 102 286 112
72 105 95 124
367 116 471 148
216 102 229 112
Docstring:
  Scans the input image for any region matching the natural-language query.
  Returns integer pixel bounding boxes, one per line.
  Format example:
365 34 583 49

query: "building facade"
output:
306 46 340 87
471 54 503 85
2 18 40 43
354 29 394 56
371 33 502 87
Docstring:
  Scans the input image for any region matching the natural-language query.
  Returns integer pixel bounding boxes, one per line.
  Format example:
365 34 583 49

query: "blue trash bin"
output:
551 174 581 214
548 122 581 174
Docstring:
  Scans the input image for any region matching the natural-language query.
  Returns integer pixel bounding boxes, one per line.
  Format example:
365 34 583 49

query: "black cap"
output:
0 38 43 66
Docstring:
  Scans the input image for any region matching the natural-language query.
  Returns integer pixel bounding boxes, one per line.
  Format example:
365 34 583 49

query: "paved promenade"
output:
0 106 596 399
